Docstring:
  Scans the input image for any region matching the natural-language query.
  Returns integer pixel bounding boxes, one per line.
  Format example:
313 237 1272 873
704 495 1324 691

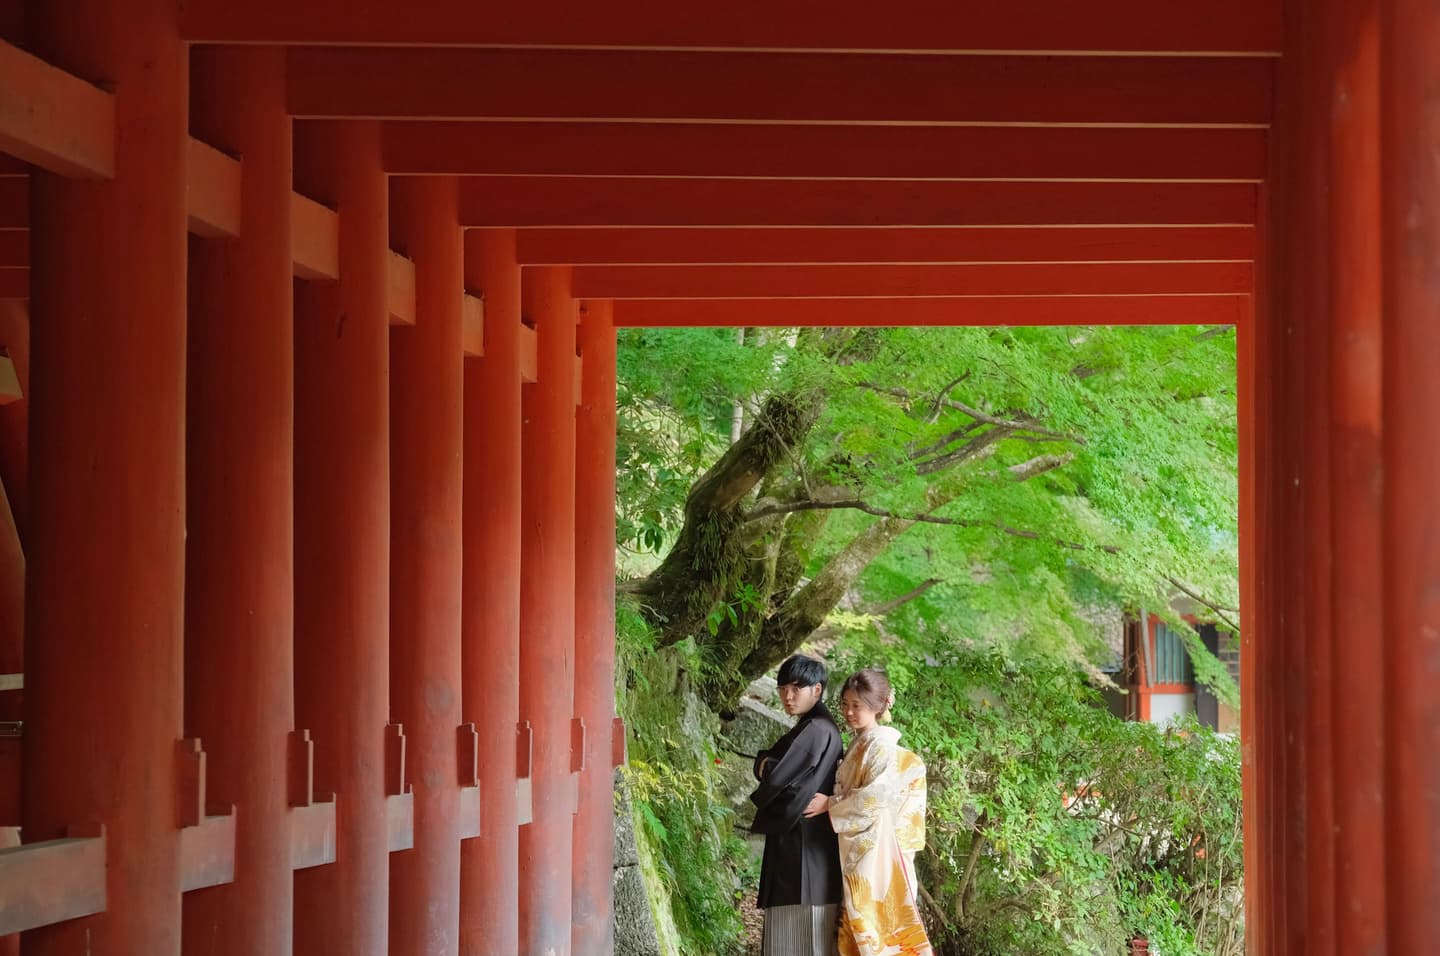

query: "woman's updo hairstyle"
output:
840 668 895 724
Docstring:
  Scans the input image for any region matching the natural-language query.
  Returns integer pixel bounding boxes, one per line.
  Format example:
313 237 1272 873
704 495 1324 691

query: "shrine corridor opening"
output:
0 3 1434 956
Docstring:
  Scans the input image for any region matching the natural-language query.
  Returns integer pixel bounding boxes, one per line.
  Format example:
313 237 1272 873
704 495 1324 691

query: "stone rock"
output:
721 696 794 759
612 769 662 955
716 750 761 831
613 768 639 868
613 864 662 956
745 675 780 705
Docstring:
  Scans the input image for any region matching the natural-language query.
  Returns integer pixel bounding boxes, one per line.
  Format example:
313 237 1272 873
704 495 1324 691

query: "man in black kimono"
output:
750 654 844 956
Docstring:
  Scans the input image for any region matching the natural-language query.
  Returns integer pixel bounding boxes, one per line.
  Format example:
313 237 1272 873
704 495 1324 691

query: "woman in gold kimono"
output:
804 669 932 956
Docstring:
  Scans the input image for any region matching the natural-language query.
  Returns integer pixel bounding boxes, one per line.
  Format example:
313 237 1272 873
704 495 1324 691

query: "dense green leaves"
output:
619 323 1239 696
615 322 1244 954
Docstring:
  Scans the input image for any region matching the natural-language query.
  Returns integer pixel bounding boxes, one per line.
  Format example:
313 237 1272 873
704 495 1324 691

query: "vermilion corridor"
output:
0 2 1434 954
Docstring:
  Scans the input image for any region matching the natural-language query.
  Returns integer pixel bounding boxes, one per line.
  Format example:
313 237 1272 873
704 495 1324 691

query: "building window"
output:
1153 621 1196 686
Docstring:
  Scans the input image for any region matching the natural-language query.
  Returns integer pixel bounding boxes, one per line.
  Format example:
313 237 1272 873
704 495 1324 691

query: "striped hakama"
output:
762 903 841 956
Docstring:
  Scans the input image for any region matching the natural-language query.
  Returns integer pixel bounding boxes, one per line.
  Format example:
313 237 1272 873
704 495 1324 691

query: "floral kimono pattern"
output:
828 726 933 956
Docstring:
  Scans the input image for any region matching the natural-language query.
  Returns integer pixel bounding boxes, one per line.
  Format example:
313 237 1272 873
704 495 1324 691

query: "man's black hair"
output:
776 654 828 690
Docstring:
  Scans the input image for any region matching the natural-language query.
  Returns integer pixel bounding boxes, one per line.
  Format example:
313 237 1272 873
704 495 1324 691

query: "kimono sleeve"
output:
749 719 830 814
895 748 928 854
828 738 899 835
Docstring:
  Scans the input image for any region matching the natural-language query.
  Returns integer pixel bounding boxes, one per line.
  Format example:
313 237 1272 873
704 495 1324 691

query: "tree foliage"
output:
617 324 1239 710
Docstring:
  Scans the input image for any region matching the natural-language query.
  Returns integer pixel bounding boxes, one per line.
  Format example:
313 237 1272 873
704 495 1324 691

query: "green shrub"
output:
618 604 752 956
831 643 1244 956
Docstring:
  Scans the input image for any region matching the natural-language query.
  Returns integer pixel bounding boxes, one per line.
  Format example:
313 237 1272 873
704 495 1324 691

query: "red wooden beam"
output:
613 295 1248 328
0 39 112 179
517 226 1257 266
292 49 1272 125
462 294 484 357
291 191 339 279
384 123 1266 182
386 792 415 853
572 262 1252 299
289 802 337 871
0 827 107 936
458 179 1256 228
387 251 416 325
184 1 1282 53
187 138 242 239
179 812 237 893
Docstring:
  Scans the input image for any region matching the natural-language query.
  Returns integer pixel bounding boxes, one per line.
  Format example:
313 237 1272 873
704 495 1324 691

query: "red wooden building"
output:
1116 613 1241 731
0 2 1433 955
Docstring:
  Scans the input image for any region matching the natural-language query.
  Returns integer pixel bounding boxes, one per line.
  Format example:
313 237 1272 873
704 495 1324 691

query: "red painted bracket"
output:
612 716 628 768
566 717 589 814
458 722 481 840
516 721 533 779
515 720 533 826
288 728 316 807
0 823 106 935
287 728 337 871
457 722 479 788
570 717 587 774
176 737 208 829
384 722 414 852
175 738 236 893
384 722 408 797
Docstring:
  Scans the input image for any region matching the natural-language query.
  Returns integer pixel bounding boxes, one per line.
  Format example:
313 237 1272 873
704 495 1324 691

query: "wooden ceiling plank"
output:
515 226 1257 265
458 179 1257 228
572 262 1253 299
613 295 1250 327
384 123 1266 181
185 1 1282 54
291 48 1273 126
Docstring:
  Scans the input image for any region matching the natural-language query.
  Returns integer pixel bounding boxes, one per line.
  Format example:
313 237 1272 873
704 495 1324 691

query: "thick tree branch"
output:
632 392 823 643
869 578 944 615
1166 576 1241 633
1007 452 1075 481
915 426 1013 475
862 381 1086 446
747 453 1074 525
926 373 972 424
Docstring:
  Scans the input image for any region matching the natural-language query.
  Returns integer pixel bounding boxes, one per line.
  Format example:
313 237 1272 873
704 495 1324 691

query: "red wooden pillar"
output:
22 1 188 952
518 266 577 956
459 229 523 956
1325 2 1386 952
1380 1 1440 949
292 121 391 956
1264 4 1341 945
572 300 618 955
181 47 295 956
1235 288 1262 954
388 176 465 956
1297 5 1336 948
1261 73 1297 956
0 301 28 543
